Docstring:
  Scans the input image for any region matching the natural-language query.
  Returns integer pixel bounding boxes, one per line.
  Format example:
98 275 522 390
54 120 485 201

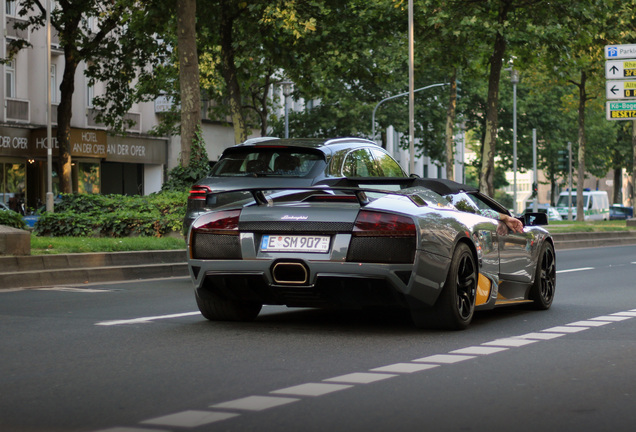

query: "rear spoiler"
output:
314 177 478 196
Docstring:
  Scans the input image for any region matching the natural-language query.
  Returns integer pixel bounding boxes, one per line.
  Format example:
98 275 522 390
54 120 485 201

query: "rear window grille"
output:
347 237 416 264
192 233 241 259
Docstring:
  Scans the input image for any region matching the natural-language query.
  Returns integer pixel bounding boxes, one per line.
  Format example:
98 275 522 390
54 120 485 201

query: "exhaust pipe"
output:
272 262 309 285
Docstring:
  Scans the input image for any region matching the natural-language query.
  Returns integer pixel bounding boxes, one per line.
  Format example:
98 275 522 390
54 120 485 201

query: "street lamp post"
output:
46 0 54 212
371 83 449 143
281 81 293 139
507 67 520 215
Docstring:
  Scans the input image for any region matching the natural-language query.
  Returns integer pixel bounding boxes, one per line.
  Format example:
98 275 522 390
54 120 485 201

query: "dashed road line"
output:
95 312 200 326
556 267 595 273
92 308 636 432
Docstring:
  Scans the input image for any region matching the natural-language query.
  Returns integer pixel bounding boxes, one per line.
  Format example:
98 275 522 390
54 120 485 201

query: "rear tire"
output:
195 291 262 321
529 242 556 310
413 243 477 330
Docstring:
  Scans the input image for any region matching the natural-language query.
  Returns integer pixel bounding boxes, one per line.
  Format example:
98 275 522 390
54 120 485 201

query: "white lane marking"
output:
590 315 632 322
412 354 475 363
370 363 439 374
556 267 594 274
271 383 352 396
95 312 200 326
568 320 610 327
482 338 538 347
612 311 636 317
544 326 588 333
94 427 169 432
36 287 113 293
211 396 299 411
140 410 238 427
324 372 397 384
514 332 565 340
450 346 509 355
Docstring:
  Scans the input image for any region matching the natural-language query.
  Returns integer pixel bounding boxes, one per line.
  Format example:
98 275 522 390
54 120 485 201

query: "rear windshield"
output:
556 194 588 208
211 149 323 177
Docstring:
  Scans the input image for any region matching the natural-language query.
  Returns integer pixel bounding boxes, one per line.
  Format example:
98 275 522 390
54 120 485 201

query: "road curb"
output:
0 250 189 289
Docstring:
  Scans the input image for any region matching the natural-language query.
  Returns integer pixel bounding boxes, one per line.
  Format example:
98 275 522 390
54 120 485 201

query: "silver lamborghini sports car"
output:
187 178 556 330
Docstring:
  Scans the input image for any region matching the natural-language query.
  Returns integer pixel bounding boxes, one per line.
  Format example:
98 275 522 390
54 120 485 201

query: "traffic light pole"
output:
568 141 573 221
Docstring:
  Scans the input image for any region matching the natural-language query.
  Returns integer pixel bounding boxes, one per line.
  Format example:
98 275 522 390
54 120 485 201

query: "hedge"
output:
33 191 188 237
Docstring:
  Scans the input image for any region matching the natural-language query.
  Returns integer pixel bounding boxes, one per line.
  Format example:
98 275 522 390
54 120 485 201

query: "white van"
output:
555 190 610 221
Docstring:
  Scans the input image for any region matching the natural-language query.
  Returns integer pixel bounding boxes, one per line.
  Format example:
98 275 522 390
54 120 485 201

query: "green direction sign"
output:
606 101 636 120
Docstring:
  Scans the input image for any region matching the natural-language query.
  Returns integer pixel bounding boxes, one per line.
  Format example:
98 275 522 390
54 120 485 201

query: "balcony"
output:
6 17 29 42
5 98 30 122
87 108 141 133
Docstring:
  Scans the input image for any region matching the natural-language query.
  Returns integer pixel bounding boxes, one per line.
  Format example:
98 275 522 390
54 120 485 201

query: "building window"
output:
5 60 16 98
6 0 17 16
86 84 94 107
50 64 57 103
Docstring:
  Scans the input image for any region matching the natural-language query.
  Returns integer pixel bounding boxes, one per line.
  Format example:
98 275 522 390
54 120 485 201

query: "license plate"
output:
261 235 330 253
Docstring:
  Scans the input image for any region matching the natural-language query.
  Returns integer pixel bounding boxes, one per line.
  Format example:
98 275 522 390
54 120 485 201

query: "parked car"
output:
609 204 633 220
183 137 408 234
521 204 561 221
187 178 555 330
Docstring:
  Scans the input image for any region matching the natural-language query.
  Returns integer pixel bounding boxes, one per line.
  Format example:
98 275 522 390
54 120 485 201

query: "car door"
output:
468 193 535 287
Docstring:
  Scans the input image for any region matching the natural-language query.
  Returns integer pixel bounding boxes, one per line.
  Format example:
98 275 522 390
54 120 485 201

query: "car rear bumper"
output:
188 250 450 309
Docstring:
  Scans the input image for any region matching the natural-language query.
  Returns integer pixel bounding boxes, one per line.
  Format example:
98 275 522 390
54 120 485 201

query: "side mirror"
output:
519 212 548 226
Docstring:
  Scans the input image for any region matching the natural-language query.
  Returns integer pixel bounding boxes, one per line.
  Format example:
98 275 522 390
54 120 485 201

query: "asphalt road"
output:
2 245 636 432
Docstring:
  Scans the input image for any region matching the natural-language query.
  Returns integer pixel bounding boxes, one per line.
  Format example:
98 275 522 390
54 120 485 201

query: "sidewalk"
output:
1 232 636 290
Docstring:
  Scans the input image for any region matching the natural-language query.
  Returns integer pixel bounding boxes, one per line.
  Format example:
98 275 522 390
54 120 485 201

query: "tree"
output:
10 0 168 193
176 0 201 166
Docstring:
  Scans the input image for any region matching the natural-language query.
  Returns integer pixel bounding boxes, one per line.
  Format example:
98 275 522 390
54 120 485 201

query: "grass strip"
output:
31 236 186 255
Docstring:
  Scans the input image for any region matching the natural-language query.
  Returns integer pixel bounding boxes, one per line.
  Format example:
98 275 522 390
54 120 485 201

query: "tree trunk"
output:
177 0 201 167
220 1 248 144
445 71 457 181
479 3 509 197
575 71 587 222
57 47 79 194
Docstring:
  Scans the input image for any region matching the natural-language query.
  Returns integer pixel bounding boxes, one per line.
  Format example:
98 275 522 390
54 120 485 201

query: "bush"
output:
34 212 96 236
33 190 188 237
0 209 27 230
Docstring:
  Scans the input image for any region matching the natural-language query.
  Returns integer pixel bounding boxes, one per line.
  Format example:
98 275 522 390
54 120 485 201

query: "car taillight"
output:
353 211 416 237
192 210 241 234
188 185 212 201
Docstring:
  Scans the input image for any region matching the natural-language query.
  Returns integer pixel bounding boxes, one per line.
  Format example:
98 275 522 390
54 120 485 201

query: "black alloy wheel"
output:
530 242 556 310
418 242 477 330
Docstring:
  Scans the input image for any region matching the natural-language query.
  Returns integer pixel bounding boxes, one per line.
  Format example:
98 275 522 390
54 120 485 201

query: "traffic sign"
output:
606 80 636 99
606 59 636 79
606 101 636 120
606 44 636 59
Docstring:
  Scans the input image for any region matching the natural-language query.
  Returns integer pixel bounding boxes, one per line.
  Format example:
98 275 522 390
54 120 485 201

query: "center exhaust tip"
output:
272 262 309 285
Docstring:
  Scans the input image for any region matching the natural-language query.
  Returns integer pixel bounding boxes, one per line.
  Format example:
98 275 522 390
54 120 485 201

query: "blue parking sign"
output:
608 46 618 57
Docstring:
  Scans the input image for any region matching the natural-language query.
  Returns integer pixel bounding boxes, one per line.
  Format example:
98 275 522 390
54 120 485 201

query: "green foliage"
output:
0 210 27 230
33 191 188 238
162 127 211 191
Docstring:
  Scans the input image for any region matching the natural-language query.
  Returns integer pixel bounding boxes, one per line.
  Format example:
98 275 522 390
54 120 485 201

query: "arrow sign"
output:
606 59 636 79
605 80 636 99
